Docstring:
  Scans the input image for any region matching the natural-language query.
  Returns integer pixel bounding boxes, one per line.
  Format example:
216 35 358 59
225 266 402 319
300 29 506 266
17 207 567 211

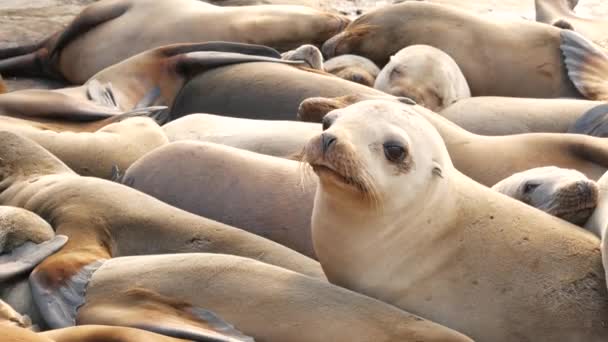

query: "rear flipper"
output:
0 235 68 283
561 30 608 100
568 104 608 137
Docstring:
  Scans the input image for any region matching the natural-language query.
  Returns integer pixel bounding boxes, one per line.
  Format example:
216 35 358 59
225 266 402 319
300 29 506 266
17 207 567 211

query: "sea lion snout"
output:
322 32 345 59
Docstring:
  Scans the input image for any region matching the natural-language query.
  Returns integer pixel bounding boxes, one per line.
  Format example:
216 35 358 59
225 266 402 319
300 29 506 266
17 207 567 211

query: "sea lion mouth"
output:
309 162 370 194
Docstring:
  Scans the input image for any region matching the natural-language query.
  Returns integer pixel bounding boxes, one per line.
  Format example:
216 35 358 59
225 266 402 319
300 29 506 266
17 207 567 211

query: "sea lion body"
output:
322 1 582 98
0 0 348 83
122 141 318 258
169 62 382 120
76 253 472 342
440 96 603 135
162 114 320 157
305 100 608 341
374 45 470 111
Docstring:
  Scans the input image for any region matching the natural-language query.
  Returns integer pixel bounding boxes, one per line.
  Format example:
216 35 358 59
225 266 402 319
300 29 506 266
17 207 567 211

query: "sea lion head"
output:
323 55 380 87
302 99 449 210
492 166 598 226
374 45 471 112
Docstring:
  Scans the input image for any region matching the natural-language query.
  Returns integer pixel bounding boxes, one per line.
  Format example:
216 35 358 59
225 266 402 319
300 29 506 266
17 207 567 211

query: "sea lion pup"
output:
441 96 603 135
0 41 302 128
162 114 320 157
323 55 380 86
298 94 608 186
122 141 318 258
536 0 608 48
282 44 324 69
569 103 608 137
374 45 470 111
0 131 325 326
0 0 348 83
169 62 383 120
73 253 473 342
561 30 608 101
492 166 598 226
303 99 608 341
321 1 582 98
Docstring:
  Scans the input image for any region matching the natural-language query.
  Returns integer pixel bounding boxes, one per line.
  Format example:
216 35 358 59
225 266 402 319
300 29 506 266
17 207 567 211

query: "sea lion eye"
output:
383 142 406 163
523 182 540 194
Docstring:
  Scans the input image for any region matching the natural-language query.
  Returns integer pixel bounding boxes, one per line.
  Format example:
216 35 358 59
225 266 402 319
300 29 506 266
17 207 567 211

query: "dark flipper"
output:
0 236 68 283
568 104 608 137
49 1 131 60
172 50 303 77
77 287 254 342
561 30 608 100
159 41 282 59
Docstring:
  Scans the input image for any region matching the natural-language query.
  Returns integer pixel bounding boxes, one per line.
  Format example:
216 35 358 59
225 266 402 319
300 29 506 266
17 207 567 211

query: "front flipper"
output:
0 235 67 283
561 30 608 100
77 287 254 342
172 51 304 78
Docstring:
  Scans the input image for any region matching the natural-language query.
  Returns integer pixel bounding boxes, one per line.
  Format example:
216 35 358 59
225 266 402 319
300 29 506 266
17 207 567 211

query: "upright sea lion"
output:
0 130 324 330
440 96 603 135
162 114 320 157
323 55 380 86
0 0 348 83
492 166 598 225
374 45 470 111
122 141 318 258
322 1 582 98
169 61 382 120
536 0 608 48
298 94 608 186
303 99 608 341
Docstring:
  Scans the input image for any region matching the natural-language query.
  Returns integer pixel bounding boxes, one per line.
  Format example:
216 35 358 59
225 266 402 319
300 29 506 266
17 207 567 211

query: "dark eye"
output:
383 142 407 163
523 182 540 194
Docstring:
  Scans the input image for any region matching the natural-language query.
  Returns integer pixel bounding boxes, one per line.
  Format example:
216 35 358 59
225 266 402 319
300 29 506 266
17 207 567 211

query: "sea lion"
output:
321 1 582 98
0 41 301 127
122 141 318 258
74 253 472 342
303 99 608 341
0 130 324 329
561 30 608 101
569 103 608 137
169 62 383 120
298 94 608 186
374 45 470 111
323 54 380 86
0 0 348 83
282 44 324 69
440 96 603 135
536 0 608 48
492 166 598 225
162 114 320 157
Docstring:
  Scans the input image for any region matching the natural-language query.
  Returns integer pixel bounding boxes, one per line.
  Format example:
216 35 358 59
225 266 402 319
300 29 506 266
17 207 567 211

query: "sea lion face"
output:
303 100 448 209
492 166 598 225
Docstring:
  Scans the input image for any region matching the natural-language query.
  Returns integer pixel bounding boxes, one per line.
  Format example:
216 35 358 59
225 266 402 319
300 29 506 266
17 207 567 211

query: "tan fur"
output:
308 100 608 341
322 1 582 98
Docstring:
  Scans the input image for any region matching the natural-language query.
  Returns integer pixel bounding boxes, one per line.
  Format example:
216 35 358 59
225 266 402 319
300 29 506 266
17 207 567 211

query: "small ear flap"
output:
432 161 443 179
560 30 608 100
77 287 254 342
173 51 304 77
0 235 68 282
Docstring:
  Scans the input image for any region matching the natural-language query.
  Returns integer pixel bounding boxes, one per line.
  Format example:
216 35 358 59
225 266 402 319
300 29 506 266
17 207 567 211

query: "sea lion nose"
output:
321 133 337 153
